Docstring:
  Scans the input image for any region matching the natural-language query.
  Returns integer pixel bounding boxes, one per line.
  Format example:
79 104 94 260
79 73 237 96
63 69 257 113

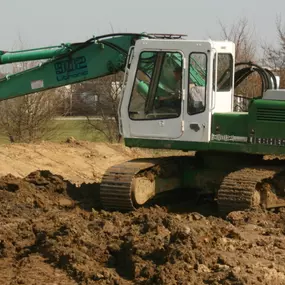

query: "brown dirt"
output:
0 141 285 284
0 140 152 184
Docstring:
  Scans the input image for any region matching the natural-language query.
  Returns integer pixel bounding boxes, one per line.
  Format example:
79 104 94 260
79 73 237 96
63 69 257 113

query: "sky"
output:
0 0 284 51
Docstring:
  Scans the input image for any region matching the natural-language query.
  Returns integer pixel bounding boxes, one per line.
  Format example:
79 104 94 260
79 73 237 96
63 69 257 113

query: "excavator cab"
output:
119 37 235 146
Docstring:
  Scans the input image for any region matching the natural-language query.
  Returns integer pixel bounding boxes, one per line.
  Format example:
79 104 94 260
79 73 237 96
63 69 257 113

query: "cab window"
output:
128 51 183 120
188 53 207 115
213 53 233 91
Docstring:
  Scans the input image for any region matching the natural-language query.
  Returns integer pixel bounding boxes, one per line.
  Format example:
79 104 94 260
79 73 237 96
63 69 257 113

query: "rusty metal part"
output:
217 166 285 214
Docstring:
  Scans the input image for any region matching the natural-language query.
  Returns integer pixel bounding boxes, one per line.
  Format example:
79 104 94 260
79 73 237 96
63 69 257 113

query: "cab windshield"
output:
128 51 183 120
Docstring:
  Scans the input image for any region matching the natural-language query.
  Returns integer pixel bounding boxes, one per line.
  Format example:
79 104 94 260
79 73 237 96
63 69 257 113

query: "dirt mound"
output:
0 141 154 184
1 170 285 284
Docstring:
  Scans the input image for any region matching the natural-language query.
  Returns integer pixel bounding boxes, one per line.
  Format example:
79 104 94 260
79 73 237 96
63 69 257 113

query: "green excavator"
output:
0 32 284 214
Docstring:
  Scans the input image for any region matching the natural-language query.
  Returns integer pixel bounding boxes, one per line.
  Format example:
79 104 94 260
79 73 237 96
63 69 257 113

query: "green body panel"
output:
211 99 285 149
211 112 248 137
124 137 285 155
248 99 285 139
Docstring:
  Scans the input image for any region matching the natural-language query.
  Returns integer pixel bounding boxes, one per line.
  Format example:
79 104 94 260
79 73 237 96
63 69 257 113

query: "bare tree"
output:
262 15 285 88
219 16 256 62
0 90 66 143
71 72 124 143
218 17 262 111
0 61 68 143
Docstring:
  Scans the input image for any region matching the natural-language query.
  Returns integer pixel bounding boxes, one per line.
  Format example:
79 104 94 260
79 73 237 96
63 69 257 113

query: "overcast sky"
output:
0 0 284 50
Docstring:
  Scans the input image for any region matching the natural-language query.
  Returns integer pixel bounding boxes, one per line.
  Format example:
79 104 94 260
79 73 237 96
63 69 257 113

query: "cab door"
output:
121 40 186 139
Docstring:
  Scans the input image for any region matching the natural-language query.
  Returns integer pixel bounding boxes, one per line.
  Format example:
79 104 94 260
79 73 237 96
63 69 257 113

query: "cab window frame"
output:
214 53 234 92
187 52 208 116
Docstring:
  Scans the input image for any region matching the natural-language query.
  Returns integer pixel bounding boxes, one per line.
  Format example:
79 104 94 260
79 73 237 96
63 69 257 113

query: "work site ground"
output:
0 140 285 285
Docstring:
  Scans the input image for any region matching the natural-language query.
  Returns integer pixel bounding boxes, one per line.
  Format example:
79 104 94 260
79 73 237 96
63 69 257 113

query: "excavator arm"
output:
0 33 148 100
0 33 209 102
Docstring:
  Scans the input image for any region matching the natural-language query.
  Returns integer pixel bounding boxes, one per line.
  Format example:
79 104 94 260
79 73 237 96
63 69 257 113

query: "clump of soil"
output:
1 170 285 284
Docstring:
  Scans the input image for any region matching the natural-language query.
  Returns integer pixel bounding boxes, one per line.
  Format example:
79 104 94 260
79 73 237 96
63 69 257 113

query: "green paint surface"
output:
124 137 285 156
0 35 139 100
248 99 285 138
212 112 248 137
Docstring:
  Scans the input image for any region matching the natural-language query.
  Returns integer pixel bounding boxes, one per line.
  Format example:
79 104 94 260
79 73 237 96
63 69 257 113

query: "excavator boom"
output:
0 33 208 101
0 33 146 100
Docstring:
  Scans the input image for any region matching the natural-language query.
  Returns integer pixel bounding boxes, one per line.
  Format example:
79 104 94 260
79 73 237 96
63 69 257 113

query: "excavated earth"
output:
0 141 285 284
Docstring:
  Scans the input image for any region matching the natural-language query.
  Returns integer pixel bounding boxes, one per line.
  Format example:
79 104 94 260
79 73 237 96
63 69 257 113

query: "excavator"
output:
0 32 284 214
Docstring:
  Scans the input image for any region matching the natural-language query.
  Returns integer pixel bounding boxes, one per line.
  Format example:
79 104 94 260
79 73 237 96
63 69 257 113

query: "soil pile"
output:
0 170 285 284
0 141 153 184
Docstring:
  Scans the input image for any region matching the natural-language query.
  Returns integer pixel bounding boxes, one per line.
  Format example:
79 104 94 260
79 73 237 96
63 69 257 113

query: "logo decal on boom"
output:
54 56 88 82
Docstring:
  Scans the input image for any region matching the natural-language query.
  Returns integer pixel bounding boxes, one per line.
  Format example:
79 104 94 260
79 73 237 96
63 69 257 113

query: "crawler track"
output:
101 155 285 214
217 165 285 214
100 159 157 211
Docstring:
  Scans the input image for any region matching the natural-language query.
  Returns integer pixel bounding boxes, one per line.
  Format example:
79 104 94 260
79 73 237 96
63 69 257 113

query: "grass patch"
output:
0 119 107 144
0 119 192 158
47 120 106 142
